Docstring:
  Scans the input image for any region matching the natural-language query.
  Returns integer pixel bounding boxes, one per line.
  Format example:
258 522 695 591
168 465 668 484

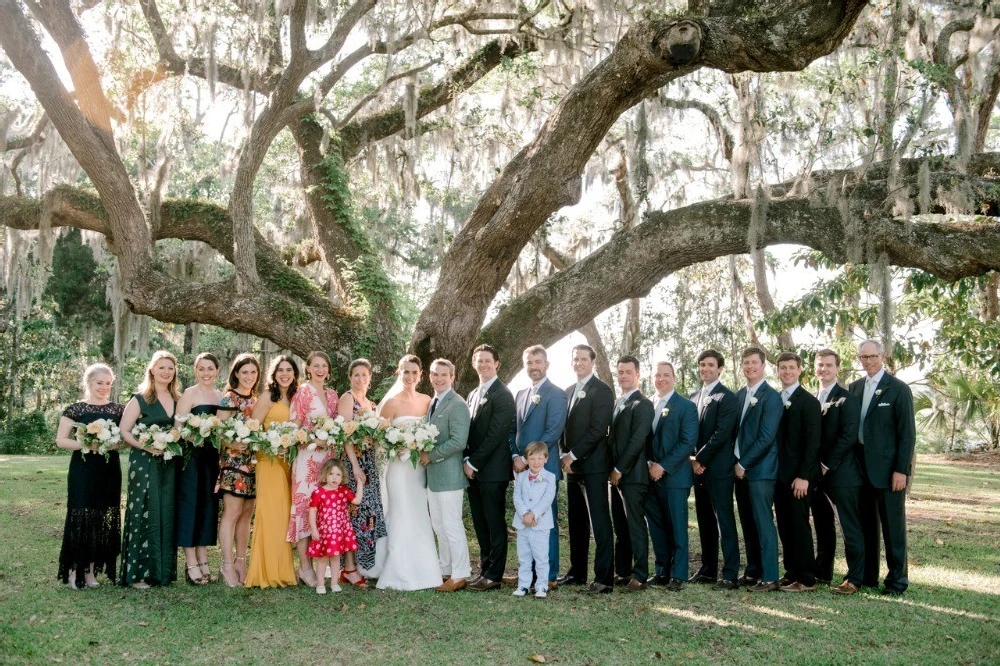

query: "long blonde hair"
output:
137 350 182 404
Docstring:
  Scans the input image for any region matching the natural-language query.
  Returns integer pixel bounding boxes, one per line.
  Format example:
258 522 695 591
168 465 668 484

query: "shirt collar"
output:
655 390 674 405
867 369 886 386
702 379 720 395
576 373 594 390
746 379 767 396
619 388 639 401
479 376 498 392
434 388 452 401
781 383 800 397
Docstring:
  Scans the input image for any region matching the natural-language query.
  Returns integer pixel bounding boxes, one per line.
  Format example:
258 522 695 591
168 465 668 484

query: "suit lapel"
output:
863 373 891 421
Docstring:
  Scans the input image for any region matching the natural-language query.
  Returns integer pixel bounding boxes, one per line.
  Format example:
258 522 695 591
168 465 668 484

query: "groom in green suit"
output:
422 359 473 592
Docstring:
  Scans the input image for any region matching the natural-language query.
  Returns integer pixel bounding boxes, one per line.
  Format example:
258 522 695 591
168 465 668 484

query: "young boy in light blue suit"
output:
512 441 557 598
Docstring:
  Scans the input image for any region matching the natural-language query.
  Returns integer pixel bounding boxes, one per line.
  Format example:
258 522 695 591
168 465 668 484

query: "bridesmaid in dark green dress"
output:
119 350 182 589
174 352 224 585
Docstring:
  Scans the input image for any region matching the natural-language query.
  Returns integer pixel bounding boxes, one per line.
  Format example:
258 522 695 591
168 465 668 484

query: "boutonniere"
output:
875 389 883 397
531 395 541 405
783 400 792 410
479 397 488 407
661 407 670 418
749 396 758 406
576 390 586 400
820 396 846 415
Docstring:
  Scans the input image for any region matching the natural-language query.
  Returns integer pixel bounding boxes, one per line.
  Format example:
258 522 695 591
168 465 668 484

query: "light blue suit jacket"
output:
509 378 567 478
733 381 783 482
511 468 557 531
648 392 699 489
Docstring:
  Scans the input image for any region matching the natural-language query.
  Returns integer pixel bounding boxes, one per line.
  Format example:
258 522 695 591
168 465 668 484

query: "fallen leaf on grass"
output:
137 622 148 627
934 538 945 546
653 651 662 659
528 655 546 663
341 603 349 612
946 636 955 642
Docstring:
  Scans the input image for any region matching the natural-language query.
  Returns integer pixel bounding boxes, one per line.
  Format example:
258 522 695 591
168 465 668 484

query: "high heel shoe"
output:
340 568 366 588
220 561 240 588
198 561 218 583
297 567 317 588
234 556 247 585
186 565 208 586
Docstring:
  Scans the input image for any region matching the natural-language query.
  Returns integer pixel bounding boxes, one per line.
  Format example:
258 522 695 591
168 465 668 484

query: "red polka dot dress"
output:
306 485 358 558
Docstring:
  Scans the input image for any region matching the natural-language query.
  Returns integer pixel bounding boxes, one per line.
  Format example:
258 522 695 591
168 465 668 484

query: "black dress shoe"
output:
737 575 759 586
747 580 780 592
579 581 613 595
776 576 793 587
665 578 684 592
647 575 671 586
556 574 585 586
688 574 715 584
880 587 904 597
712 579 739 591
815 578 832 587
613 574 632 586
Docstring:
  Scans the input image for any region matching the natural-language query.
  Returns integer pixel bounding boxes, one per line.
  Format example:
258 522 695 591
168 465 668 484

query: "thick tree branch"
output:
4 114 48 152
479 157 1000 368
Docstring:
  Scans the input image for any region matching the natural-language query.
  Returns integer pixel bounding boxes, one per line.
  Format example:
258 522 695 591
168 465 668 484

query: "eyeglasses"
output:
857 354 880 361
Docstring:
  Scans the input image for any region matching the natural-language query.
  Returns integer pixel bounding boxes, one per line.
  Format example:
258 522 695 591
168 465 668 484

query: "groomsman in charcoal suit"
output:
558 344 615 594
463 344 517 591
813 348 866 595
509 345 567 587
608 355 654 591
849 339 915 595
644 361 699 591
773 351 821 592
732 346 783 591
689 349 741 591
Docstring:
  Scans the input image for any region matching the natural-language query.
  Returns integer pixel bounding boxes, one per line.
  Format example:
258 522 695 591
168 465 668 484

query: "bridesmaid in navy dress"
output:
174 352 224 585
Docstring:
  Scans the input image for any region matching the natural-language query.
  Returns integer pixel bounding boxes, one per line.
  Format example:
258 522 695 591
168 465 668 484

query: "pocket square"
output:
877 402 890 407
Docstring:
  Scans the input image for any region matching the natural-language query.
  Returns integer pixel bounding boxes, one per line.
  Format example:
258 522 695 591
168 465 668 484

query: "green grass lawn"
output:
1 453 998 665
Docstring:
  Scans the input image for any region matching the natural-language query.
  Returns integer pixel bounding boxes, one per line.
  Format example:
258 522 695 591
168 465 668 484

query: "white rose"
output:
749 396 758 406
97 429 112 441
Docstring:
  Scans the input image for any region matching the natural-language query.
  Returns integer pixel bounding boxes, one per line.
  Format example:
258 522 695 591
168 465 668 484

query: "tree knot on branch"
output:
653 20 702 66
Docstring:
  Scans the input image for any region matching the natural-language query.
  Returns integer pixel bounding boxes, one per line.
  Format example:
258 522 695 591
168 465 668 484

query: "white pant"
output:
517 529 550 591
428 489 471 579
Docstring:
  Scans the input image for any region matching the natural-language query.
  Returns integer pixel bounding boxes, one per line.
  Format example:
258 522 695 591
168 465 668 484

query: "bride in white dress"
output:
375 355 442 591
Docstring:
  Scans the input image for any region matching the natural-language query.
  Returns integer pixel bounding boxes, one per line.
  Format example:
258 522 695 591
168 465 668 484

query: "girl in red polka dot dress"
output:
307 458 364 594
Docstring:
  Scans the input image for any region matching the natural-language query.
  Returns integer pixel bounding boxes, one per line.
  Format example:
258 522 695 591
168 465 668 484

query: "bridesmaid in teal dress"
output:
174 352 224 585
119 350 182 588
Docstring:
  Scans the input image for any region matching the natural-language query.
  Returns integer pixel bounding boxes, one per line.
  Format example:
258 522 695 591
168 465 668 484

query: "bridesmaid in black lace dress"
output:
174 352 224 585
55 363 125 589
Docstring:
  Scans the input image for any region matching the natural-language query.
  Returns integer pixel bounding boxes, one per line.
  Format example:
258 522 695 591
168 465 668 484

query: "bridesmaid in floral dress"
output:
288 351 339 587
216 353 260 586
338 358 387 586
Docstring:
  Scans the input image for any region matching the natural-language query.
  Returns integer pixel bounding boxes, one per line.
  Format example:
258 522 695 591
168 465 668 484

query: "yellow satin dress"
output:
245 402 297 588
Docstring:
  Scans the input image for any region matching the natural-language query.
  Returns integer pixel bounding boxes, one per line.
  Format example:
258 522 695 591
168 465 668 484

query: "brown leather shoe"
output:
832 581 859 596
435 578 467 592
546 580 558 591
578 581 612 595
780 581 817 592
468 573 484 586
468 577 502 591
747 580 779 592
622 578 647 592
442 575 450 583
502 574 519 586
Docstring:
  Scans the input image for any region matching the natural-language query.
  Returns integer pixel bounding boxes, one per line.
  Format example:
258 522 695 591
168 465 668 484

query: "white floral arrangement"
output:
660 407 670 418
749 396 758 406
74 419 121 461
784 400 792 409
176 413 225 448
131 423 183 462
576 390 586 400
219 416 262 450
346 410 390 453
253 421 309 463
820 397 846 415
383 421 440 468
531 394 541 405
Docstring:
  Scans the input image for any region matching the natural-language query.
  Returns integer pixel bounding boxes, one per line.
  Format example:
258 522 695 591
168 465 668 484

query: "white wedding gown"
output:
375 416 442 591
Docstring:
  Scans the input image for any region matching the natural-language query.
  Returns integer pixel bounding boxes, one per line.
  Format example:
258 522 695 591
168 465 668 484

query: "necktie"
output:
569 382 582 411
471 386 483 418
652 396 667 430
429 397 439 421
735 390 753 458
859 379 876 443
614 396 626 417
697 388 706 418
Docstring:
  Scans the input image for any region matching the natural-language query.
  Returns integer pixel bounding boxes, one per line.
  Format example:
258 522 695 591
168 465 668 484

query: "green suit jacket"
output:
426 389 471 492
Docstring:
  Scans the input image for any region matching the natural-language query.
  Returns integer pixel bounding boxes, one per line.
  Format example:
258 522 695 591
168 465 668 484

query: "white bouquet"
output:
383 421 439 469
74 419 121 461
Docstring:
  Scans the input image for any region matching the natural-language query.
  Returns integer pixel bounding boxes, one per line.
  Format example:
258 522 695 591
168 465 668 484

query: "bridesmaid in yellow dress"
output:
244 356 300 588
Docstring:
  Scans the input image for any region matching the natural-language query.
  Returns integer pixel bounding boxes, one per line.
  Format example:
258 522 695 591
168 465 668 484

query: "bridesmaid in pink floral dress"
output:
287 351 339 587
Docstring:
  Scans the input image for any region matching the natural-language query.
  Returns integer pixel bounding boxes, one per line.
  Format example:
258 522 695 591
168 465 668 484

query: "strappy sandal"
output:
220 560 240 588
198 561 218 583
186 565 208 586
234 556 247 585
340 568 367 588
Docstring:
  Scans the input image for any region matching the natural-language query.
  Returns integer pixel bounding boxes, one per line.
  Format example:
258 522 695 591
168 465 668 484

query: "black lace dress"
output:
58 401 126 588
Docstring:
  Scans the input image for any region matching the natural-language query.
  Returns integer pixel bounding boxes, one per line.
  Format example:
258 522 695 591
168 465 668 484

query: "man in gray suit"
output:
422 359 473 592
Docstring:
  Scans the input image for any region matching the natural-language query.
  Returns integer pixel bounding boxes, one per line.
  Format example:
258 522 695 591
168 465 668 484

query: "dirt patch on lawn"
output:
921 451 1000 470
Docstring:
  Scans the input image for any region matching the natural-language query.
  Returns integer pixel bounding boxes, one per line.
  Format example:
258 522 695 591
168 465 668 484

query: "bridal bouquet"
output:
131 423 183 461
383 421 439 469
176 413 226 448
344 410 390 453
74 419 121 461
305 414 348 456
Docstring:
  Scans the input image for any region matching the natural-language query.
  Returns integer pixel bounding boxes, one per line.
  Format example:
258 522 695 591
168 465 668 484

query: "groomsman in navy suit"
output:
689 349 741 590
732 346 783 591
773 351 821 592
813 348 865 595
849 339 915 596
558 344 615 594
644 361 699 591
510 345 567 587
